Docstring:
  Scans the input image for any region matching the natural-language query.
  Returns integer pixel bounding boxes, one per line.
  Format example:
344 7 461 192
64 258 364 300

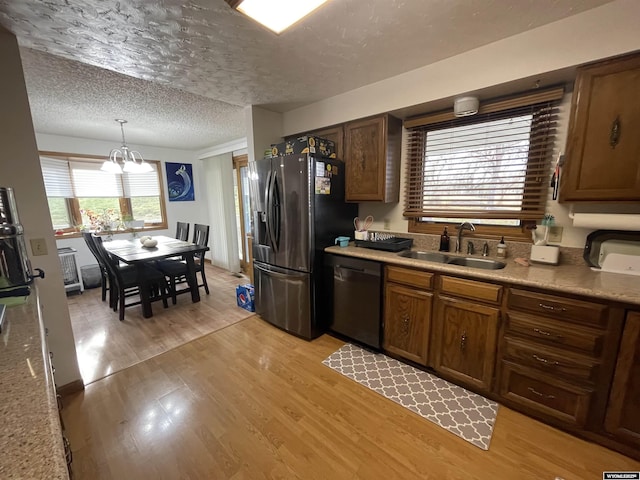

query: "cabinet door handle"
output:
460 331 467 351
538 303 566 312
609 115 621 148
527 387 555 400
532 328 563 340
532 354 559 366
401 316 410 335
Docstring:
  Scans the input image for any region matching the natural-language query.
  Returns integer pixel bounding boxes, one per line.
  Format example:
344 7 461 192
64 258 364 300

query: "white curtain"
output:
201 153 241 273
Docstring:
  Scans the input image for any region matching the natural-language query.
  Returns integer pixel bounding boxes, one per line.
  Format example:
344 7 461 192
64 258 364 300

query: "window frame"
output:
403 87 564 242
39 151 168 237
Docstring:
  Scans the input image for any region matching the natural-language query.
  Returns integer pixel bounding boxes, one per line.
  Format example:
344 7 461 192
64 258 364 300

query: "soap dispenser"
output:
439 227 450 252
496 236 507 258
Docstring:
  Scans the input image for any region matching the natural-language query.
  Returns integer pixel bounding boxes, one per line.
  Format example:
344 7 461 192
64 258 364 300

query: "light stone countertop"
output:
325 244 640 307
0 292 70 480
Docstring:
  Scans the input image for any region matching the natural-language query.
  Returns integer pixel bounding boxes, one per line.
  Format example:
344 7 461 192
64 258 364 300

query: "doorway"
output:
233 154 253 282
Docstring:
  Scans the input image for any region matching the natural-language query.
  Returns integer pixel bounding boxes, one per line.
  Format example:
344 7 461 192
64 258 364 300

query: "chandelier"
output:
101 119 152 174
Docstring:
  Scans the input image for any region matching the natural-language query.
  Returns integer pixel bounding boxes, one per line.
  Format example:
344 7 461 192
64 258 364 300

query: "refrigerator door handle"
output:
254 262 302 279
265 170 276 252
271 170 280 252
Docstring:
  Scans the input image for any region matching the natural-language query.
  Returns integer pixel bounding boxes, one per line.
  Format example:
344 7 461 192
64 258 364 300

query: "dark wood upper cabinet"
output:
560 52 640 202
344 114 402 202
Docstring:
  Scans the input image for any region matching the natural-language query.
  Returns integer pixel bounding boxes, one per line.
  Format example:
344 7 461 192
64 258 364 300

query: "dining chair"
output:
82 231 110 303
91 234 169 320
157 223 210 304
176 221 190 241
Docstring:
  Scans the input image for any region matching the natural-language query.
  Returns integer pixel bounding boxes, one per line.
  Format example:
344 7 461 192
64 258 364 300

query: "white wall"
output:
284 0 640 133
36 133 214 265
281 0 640 247
246 106 284 163
0 27 82 386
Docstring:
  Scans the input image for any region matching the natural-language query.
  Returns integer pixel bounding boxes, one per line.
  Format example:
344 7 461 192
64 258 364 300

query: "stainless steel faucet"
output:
455 222 475 253
467 241 474 255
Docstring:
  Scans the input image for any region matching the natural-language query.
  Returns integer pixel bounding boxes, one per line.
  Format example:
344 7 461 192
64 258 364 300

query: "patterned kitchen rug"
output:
322 343 499 450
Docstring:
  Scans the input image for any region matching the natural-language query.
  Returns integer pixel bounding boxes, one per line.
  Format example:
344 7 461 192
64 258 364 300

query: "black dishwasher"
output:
326 254 382 349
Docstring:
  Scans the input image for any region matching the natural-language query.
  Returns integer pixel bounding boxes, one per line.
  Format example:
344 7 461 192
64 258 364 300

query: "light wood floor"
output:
67 264 254 384
62 316 640 480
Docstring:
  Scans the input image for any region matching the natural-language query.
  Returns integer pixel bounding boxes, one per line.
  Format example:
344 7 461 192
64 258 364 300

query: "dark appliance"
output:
326 254 382 349
0 187 44 298
249 139 357 339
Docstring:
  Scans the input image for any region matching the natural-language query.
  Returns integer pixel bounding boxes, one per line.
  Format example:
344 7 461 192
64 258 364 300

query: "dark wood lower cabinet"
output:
498 361 594 426
430 296 499 392
604 311 640 449
375 263 638 459
383 283 432 365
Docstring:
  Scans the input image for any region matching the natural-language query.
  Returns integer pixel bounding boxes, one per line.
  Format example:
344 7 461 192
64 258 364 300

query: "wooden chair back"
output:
176 222 190 241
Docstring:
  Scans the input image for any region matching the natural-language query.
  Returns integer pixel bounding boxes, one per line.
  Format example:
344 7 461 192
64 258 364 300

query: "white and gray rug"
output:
322 343 499 450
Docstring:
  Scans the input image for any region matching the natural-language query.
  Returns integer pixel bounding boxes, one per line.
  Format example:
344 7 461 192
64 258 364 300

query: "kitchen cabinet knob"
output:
401 316 410 334
527 386 555 400
460 331 467 351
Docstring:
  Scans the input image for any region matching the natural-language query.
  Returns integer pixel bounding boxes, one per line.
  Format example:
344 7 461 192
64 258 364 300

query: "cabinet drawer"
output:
440 276 502 304
499 362 593 426
506 312 605 357
508 289 608 327
503 337 600 384
386 265 433 290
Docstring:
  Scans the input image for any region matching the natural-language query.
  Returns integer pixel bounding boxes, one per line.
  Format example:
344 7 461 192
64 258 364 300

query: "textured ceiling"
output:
0 0 615 150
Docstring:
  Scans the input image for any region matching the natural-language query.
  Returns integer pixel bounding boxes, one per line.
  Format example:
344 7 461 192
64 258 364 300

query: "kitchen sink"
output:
397 250 449 263
397 250 506 270
446 257 506 270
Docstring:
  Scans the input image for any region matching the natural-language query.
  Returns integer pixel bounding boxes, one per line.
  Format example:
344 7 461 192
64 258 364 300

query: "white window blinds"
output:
123 163 160 197
40 157 73 197
70 161 124 197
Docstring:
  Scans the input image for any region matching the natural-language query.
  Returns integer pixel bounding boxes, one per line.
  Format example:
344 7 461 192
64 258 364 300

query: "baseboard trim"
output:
57 379 85 397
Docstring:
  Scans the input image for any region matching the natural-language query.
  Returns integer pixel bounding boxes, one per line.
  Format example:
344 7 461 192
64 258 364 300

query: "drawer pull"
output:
532 354 559 366
538 303 567 312
527 387 556 400
532 327 563 339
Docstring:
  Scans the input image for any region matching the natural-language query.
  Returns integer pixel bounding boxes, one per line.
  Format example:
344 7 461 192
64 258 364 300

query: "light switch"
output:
30 238 48 256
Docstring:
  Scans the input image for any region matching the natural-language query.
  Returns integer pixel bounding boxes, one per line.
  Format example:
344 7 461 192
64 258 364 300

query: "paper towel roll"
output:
571 213 640 230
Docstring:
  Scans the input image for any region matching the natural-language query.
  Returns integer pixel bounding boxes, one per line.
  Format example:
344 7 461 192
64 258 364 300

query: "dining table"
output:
103 235 209 318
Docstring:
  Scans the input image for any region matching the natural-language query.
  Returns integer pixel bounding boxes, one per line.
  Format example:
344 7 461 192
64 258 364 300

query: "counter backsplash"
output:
366 231 585 266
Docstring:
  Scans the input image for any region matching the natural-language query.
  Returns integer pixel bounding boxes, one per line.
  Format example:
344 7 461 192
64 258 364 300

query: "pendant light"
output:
101 119 152 174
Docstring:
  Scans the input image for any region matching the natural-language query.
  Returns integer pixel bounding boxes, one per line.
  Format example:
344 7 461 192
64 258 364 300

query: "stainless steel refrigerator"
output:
249 153 357 339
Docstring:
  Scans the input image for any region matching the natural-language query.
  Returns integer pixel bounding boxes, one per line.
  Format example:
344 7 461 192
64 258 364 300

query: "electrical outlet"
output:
547 226 563 244
383 218 390 230
30 238 48 256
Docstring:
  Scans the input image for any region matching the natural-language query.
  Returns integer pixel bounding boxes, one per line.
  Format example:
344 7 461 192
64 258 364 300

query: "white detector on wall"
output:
454 96 479 117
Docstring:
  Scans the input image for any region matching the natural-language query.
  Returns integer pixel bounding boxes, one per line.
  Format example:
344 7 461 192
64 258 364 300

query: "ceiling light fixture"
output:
225 0 329 34
101 119 152 174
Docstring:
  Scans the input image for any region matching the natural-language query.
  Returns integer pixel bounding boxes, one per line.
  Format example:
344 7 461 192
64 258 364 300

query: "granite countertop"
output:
0 293 70 480
325 244 640 307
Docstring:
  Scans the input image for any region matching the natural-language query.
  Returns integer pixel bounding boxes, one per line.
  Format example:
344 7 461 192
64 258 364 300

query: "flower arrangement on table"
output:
79 209 122 237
